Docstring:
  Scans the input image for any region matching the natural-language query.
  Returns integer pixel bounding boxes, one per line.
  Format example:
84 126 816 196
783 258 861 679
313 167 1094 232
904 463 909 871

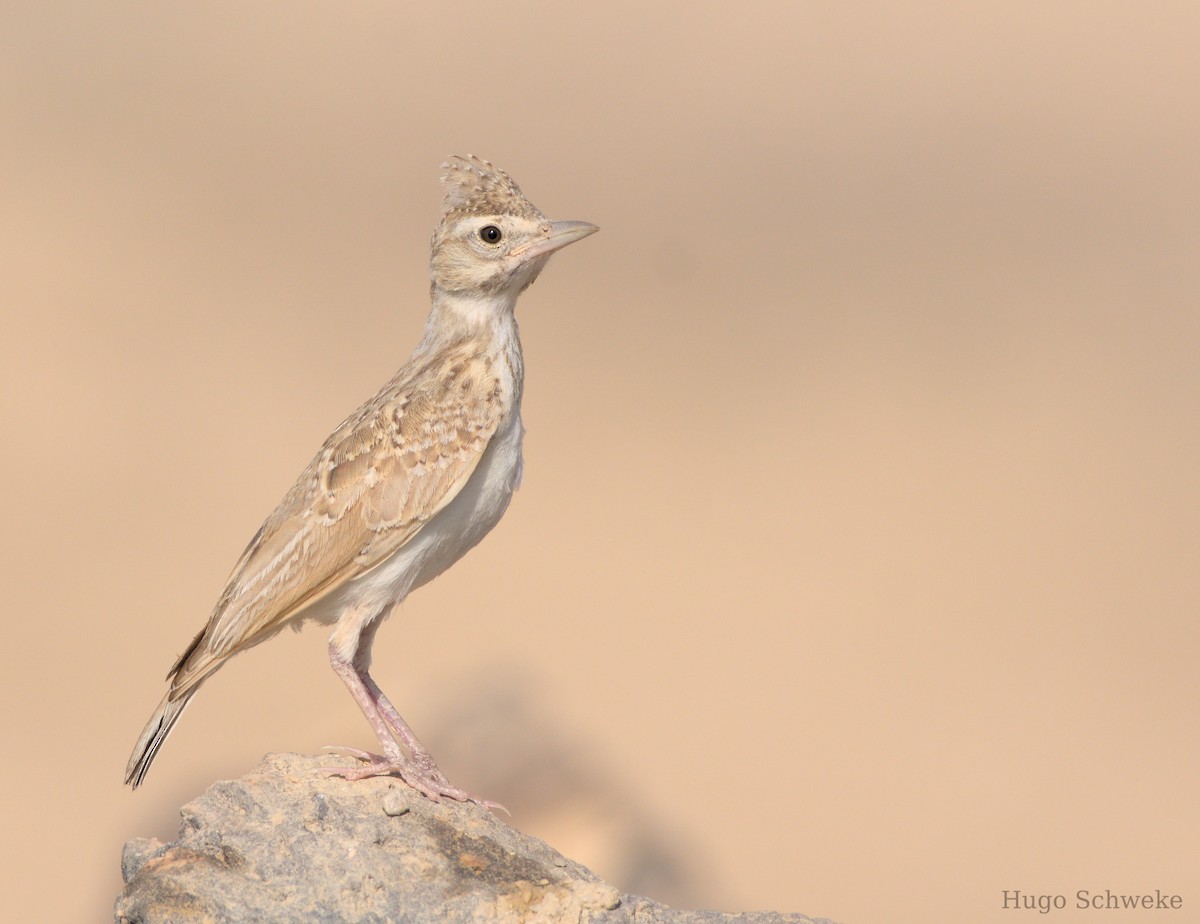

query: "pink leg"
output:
351 616 445 776
321 617 500 808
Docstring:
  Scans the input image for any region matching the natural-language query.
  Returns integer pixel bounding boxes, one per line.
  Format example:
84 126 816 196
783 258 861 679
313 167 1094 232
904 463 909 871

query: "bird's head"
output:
430 156 597 299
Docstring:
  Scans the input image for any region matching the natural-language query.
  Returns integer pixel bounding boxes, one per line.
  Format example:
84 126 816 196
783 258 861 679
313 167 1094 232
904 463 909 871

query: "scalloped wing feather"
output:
167 344 506 696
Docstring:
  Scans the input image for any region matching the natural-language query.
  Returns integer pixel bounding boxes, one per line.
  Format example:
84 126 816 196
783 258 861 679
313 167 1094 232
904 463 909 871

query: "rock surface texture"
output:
116 753 833 923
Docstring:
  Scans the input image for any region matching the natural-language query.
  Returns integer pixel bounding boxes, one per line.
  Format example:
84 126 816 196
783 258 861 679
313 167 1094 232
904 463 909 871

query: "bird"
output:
125 155 598 804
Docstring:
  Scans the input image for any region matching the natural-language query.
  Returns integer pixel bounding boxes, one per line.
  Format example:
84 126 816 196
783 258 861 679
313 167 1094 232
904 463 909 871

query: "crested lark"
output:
126 156 597 803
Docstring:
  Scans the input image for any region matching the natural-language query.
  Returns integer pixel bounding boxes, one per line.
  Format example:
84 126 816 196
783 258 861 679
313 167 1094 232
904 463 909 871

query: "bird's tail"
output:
124 689 197 789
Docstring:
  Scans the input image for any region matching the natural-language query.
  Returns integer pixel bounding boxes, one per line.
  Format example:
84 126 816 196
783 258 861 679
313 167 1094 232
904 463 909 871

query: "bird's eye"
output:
479 225 502 244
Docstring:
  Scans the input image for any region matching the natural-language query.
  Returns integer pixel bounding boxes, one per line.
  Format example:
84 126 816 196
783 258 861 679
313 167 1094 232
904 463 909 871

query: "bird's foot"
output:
319 745 506 813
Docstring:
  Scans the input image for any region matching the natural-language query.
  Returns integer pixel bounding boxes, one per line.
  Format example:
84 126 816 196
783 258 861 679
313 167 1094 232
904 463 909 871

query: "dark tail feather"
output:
125 690 196 788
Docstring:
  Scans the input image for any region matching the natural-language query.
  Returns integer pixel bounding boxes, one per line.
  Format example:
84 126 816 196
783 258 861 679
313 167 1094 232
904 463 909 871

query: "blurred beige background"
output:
2 3 1197 922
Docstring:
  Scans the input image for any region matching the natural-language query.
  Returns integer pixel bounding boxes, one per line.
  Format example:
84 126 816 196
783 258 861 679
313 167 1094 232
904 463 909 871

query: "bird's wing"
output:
168 345 508 694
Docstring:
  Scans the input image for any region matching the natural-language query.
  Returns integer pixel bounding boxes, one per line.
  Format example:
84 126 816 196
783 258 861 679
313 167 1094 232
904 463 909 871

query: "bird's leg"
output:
359 672 449 783
345 612 452 782
323 639 405 764
323 639 472 801
321 618 494 807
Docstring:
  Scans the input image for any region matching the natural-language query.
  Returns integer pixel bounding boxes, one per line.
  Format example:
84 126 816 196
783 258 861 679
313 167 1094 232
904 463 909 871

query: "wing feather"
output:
168 343 507 694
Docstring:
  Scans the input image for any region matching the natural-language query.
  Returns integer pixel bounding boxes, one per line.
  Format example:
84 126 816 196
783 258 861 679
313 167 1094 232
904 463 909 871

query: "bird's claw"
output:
318 745 504 812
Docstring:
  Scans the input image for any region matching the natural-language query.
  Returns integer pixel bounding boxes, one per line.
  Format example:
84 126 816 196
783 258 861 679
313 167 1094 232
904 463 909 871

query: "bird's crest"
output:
439 155 545 224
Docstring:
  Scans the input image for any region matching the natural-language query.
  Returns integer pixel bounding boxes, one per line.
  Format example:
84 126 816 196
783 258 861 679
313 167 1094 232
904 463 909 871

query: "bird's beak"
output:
514 220 599 260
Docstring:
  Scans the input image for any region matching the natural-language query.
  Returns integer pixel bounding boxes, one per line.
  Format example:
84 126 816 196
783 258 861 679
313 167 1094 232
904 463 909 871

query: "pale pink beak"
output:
514 220 599 260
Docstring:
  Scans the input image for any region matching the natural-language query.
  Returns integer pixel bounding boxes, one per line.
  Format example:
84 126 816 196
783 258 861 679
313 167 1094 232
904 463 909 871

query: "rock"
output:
115 753 833 924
